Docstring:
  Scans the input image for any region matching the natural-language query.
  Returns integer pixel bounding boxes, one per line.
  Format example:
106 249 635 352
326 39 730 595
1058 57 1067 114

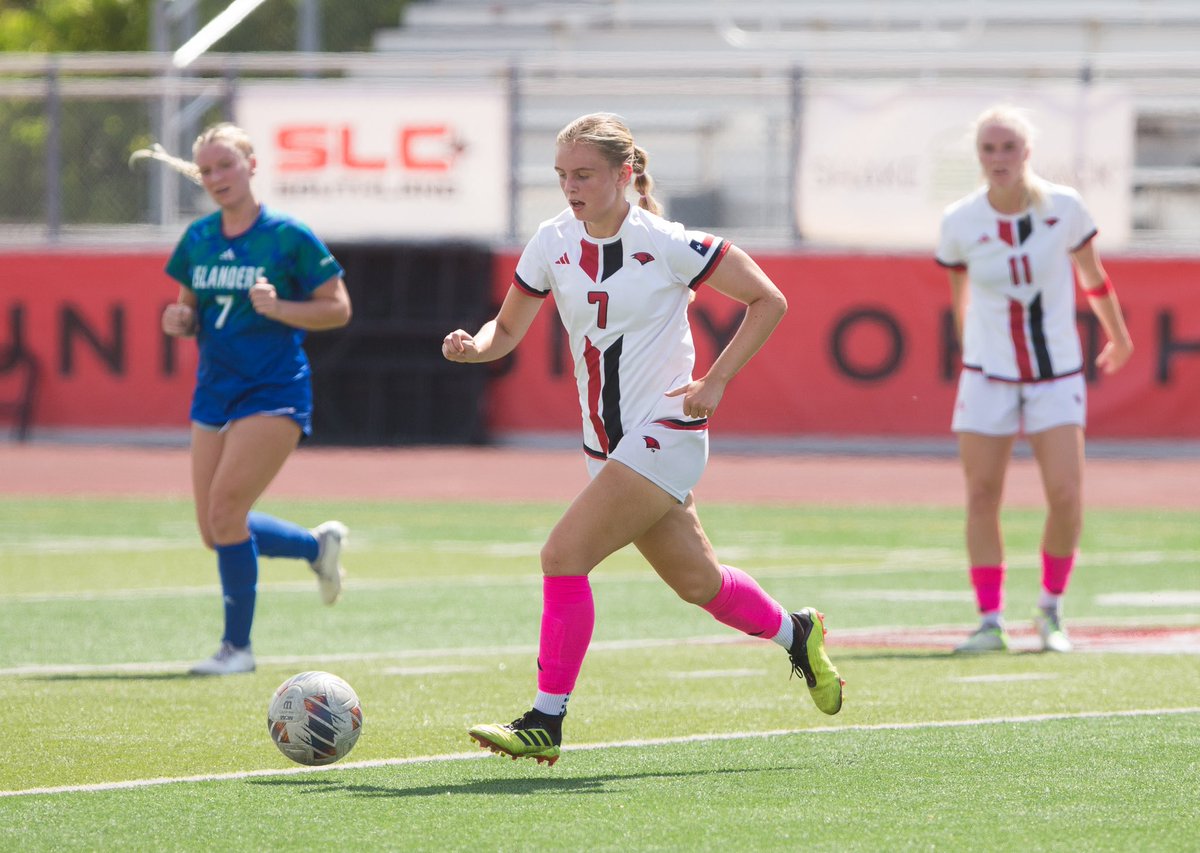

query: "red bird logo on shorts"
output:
643 436 661 451
631 252 655 265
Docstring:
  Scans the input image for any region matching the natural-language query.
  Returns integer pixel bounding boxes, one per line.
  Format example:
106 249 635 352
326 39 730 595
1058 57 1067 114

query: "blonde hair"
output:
128 122 254 187
974 105 1046 210
557 113 662 216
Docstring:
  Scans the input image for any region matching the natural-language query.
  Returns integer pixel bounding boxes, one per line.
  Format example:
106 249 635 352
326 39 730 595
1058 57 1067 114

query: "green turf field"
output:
1 497 1197 851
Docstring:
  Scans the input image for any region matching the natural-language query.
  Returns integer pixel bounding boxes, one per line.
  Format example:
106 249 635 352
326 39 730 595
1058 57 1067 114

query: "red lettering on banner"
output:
340 127 386 171
274 125 458 173
277 126 327 171
400 126 455 172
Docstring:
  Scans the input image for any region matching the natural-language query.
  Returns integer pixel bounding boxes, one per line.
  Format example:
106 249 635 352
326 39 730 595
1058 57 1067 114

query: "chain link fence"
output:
2 50 1199 249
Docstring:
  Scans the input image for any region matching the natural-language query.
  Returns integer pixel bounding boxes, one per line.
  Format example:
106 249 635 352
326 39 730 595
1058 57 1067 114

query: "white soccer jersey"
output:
514 204 729 457
936 182 1097 382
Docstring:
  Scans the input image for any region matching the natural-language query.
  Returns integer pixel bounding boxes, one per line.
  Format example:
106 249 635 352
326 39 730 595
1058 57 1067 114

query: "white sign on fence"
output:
237 84 508 240
797 84 1134 249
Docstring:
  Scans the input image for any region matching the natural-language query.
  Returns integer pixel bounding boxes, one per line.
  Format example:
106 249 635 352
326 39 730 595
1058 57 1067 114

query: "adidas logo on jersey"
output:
554 253 570 265
219 248 237 261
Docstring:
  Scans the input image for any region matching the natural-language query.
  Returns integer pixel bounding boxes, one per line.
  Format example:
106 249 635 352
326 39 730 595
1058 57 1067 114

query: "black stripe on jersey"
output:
1017 214 1033 246
935 258 967 270
513 273 550 299
688 240 731 289
602 335 624 452
1028 293 1054 378
1070 228 1099 253
583 443 607 460
601 240 623 282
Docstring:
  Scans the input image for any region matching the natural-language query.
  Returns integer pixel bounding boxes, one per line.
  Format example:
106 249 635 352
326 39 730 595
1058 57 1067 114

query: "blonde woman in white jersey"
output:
936 106 1133 654
443 113 843 765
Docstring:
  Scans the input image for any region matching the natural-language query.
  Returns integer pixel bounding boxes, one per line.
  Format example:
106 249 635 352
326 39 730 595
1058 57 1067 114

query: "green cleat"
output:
1034 608 1073 653
469 709 562 766
787 608 844 715
954 625 1010 653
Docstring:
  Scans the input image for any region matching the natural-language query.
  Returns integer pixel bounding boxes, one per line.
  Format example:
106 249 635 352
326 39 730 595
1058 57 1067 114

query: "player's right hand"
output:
162 302 196 337
442 329 479 362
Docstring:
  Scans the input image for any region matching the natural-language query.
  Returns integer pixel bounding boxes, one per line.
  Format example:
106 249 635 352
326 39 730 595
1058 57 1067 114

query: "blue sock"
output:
216 538 258 648
248 511 318 561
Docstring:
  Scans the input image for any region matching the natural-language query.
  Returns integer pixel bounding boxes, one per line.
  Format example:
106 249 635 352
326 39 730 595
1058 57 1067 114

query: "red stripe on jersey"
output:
1008 299 1035 381
580 240 599 283
583 336 609 455
998 220 1014 247
689 240 731 290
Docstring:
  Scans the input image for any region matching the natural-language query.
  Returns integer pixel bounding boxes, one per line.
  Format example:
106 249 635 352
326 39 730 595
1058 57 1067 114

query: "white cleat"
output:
1034 608 1073 653
189 642 255 676
310 521 348 605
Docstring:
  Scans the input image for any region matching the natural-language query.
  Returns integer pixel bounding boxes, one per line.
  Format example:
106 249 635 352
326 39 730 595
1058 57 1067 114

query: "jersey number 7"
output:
588 291 609 329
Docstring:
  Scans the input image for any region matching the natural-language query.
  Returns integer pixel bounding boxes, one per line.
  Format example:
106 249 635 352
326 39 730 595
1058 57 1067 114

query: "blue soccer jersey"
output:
165 205 343 430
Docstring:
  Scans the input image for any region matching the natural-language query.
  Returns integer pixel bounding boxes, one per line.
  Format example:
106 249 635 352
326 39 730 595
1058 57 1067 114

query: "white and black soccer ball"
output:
267 671 363 766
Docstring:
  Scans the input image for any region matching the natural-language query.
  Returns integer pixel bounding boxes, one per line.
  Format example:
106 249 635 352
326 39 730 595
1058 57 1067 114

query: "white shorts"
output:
951 370 1087 436
585 419 709 503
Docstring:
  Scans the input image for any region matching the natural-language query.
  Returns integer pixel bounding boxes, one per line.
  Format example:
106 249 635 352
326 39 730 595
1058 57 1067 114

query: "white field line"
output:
3 706 1197 800
5 548 1198 604
0 635 752 678
5 612 1198 679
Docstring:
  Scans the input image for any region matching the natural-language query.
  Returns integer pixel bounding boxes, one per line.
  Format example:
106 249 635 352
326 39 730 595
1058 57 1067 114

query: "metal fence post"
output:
45 57 62 243
507 62 521 244
788 63 804 245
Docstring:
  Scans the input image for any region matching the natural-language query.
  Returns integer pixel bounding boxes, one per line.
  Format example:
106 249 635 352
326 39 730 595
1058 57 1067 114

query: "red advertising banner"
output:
486 251 1200 440
2 250 1198 439
0 251 194 428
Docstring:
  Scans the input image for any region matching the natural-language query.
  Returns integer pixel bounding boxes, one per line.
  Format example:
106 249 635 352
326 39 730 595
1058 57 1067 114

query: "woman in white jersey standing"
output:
936 106 1133 653
442 112 843 765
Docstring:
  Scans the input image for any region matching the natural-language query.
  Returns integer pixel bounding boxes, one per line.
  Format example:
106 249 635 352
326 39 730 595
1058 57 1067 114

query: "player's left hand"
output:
1095 337 1133 374
666 376 726 419
249 278 279 318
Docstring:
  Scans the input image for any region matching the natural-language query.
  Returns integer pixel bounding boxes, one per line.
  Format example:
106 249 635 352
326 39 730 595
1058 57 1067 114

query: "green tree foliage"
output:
0 0 150 52
0 0 408 228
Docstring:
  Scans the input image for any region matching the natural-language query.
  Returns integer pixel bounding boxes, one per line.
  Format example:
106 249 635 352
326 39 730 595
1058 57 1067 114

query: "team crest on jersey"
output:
631 251 655 265
1045 217 1060 227
643 436 661 451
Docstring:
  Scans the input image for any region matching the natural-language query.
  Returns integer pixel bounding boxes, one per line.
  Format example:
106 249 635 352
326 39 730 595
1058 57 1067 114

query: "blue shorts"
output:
190 377 313 436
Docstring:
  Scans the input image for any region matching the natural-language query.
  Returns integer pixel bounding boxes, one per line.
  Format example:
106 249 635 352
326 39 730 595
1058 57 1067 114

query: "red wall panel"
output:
1 252 194 428
3 250 1198 439
486 251 1200 440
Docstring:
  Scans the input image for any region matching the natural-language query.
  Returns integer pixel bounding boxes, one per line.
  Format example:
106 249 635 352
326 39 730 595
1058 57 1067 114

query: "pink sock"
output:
537 575 595 695
700 565 785 639
969 565 1005 614
1042 550 1076 595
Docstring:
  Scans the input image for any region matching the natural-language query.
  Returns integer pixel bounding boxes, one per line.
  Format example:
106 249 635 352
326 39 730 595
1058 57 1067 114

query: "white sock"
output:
770 608 794 649
532 691 570 717
980 610 1004 629
1037 591 1061 613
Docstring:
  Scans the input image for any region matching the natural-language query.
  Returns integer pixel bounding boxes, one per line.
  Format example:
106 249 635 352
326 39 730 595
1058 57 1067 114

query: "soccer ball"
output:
267 671 363 766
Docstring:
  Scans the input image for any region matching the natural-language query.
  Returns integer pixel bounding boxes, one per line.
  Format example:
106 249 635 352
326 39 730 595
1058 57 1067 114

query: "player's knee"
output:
539 537 596 577
206 499 249 544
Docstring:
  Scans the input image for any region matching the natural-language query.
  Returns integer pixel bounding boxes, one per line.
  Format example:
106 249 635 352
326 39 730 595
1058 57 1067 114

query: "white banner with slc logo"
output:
797 83 1134 249
237 83 508 240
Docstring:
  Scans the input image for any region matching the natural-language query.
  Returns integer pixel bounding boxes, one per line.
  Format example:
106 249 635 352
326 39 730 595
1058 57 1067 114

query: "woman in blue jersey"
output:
157 123 352 675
